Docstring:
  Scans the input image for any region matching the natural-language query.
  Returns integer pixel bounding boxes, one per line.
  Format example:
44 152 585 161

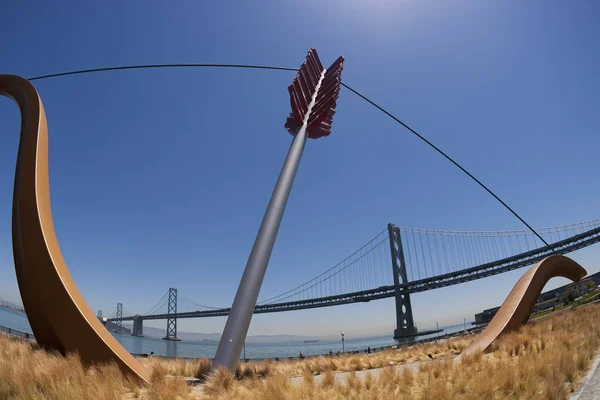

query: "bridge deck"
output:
108 226 600 322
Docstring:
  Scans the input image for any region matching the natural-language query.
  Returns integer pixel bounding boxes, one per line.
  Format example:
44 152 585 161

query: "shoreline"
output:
130 325 484 363
0 304 26 314
0 320 483 363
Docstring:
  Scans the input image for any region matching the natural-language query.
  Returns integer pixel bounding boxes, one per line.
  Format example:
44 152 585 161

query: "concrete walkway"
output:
188 358 437 396
288 357 444 386
571 350 600 400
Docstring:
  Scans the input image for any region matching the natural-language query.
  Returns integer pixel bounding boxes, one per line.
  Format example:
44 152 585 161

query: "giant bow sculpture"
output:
458 254 586 361
1 74 149 382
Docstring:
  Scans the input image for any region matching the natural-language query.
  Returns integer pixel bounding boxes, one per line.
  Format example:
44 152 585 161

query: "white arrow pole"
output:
213 69 327 372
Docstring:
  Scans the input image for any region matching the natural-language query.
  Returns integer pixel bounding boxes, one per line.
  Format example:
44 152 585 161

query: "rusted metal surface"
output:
1 74 149 383
458 254 586 361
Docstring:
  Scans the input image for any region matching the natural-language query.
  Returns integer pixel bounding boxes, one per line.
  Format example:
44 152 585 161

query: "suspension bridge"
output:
105 217 600 340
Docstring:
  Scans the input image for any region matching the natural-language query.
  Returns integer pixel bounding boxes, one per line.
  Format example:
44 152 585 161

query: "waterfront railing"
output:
0 324 35 341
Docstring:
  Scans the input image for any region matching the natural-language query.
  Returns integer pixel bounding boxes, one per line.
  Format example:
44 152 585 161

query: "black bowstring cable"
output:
26 63 551 249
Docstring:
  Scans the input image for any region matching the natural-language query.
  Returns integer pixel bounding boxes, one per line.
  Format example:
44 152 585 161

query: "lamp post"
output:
341 331 345 353
436 322 439 339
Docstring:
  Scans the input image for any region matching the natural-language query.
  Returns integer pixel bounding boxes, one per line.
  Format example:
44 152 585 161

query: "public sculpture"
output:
458 254 586 361
1 67 586 381
213 49 344 372
1 75 149 382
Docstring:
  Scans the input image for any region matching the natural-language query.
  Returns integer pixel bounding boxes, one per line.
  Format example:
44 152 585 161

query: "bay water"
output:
0 307 468 359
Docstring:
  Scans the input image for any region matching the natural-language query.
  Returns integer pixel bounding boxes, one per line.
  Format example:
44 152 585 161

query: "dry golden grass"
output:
144 362 194 400
232 335 472 379
0 335 129 400
0 335 192 400
197 303 600 399
1 303 599 399
137 334 471 382
139 357 212 380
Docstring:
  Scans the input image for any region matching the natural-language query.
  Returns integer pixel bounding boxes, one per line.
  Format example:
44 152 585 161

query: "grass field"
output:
1 303 599 399
197 304 600 399
139 335 473 381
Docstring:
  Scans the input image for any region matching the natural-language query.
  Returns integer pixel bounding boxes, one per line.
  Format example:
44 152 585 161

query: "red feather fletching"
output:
285 49 344 139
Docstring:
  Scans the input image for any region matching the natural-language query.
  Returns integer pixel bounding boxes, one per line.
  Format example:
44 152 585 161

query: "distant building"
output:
474 270 600 325
474 306 500 325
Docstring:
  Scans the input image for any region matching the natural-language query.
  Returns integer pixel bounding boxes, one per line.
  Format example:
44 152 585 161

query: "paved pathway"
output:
288 357 446 386
188 358 441 396
571 350 600 400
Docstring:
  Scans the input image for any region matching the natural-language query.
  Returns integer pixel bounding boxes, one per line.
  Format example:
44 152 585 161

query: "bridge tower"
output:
132 315 144 337
388 224 417 338
116 303 123 328
97 310 103 320
163 288 180 341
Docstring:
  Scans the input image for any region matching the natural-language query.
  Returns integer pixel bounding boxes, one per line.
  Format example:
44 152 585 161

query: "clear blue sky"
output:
1 1 599 339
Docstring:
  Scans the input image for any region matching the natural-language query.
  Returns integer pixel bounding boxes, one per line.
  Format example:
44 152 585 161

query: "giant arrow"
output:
213 49 344 371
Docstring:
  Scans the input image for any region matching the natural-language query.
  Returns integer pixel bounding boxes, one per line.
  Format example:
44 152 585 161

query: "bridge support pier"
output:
132 315 144 337
163 288 180 341
388 224 417 338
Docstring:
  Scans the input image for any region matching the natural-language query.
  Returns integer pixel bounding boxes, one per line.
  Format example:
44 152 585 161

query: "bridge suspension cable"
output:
178 295 222 311
112 290 223 319
106 218 600 320
27 63 547 248
141 290 169 316
258 228 389 305
398 217 600 237
260 218 600 304
398 218 600 281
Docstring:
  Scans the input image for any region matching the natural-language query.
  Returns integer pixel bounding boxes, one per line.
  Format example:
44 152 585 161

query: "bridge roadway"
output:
109 226 600 322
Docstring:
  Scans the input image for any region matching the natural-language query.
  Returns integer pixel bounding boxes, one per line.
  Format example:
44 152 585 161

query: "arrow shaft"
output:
213 69 327 372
